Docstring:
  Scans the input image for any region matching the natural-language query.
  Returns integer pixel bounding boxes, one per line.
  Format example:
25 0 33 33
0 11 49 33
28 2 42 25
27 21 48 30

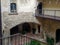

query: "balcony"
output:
35 9 60 21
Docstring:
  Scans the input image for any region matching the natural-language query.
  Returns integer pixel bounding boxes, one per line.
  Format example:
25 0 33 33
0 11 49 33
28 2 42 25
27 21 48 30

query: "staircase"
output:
0 33 47 45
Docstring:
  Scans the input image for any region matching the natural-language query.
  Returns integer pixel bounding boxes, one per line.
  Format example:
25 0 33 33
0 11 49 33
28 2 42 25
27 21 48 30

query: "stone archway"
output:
56 29 60 43
9 23 42 45
10 22 41 35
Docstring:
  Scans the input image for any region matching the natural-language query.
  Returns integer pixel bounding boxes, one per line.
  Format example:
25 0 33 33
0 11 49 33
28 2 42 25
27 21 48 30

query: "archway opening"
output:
37 2 42 14
9 22 43 45
9 22 44 40
56 29 60 43
10 22 41 36
10 25 19 35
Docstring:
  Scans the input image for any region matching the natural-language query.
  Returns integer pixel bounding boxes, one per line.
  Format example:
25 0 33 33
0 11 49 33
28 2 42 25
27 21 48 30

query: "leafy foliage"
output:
46 35 54 45
24 39 41 45
30 40 41 45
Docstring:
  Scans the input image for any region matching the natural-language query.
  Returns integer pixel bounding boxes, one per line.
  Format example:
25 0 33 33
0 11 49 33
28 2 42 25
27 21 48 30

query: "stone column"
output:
35 25 38 34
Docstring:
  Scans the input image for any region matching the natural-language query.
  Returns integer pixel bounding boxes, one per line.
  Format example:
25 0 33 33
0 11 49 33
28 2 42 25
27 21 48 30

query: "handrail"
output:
0 33 47 44
43 9 60 16
0 33 20 39
23 35 47 44
35 9 60 20
43 9 60 11
36 9 60 15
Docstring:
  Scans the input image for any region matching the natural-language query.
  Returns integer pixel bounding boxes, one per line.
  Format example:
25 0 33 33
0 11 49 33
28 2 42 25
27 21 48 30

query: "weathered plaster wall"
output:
1 0 40 37
37 0 60 8
37 17 60 39
1 0 60 38
2 12 41 37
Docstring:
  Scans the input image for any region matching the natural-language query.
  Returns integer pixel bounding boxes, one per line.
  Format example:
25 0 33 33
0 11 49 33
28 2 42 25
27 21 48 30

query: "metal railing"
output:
35 9 60 20
0 33 47 45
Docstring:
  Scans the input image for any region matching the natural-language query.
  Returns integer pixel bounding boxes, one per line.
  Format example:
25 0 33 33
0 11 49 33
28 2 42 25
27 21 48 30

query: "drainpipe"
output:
0 0 2 45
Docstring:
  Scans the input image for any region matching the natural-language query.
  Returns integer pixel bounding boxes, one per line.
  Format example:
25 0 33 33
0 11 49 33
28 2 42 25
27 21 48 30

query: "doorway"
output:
56 29 60 43
37 2 42 14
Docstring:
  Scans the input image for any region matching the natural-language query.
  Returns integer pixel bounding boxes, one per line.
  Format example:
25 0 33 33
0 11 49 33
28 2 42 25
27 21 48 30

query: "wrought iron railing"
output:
0 33 47 45
35 9 60 20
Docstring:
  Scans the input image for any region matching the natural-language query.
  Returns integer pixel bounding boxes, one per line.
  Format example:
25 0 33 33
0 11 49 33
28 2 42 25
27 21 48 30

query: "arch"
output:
9 22 41 30
56 29 60 43
10 22 41 35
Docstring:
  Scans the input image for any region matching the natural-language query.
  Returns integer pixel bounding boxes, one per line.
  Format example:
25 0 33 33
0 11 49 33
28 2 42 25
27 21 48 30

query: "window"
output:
10 3 16 13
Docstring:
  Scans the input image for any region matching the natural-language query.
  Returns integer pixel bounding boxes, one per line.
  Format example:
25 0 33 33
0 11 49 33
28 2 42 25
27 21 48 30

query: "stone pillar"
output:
35 25 38 34
18 24 22 33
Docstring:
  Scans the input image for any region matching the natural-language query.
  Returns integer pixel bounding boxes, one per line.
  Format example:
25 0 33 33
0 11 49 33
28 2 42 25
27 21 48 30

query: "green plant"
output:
30 40 41 45
46 36 54 45
24 39 47 45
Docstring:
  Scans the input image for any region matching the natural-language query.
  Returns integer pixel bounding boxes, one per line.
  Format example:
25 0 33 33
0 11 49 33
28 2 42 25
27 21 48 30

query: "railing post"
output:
8 37 9 45
8 37 11 45
54 10 56 19
43 9 44 16
4 38 8 45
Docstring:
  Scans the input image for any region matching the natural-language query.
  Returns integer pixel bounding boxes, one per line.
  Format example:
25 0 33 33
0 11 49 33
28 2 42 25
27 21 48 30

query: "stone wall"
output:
37 0 60 8
1 0 40 37
2 12 41 37
2 0 60 40
37 17 60 39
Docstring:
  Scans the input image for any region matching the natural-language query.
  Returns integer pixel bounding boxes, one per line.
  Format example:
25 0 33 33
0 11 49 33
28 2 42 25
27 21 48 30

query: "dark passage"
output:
10 26 19 35
22 23 31 34
38 25 40 33
56 29 60 43
37 2 42 14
